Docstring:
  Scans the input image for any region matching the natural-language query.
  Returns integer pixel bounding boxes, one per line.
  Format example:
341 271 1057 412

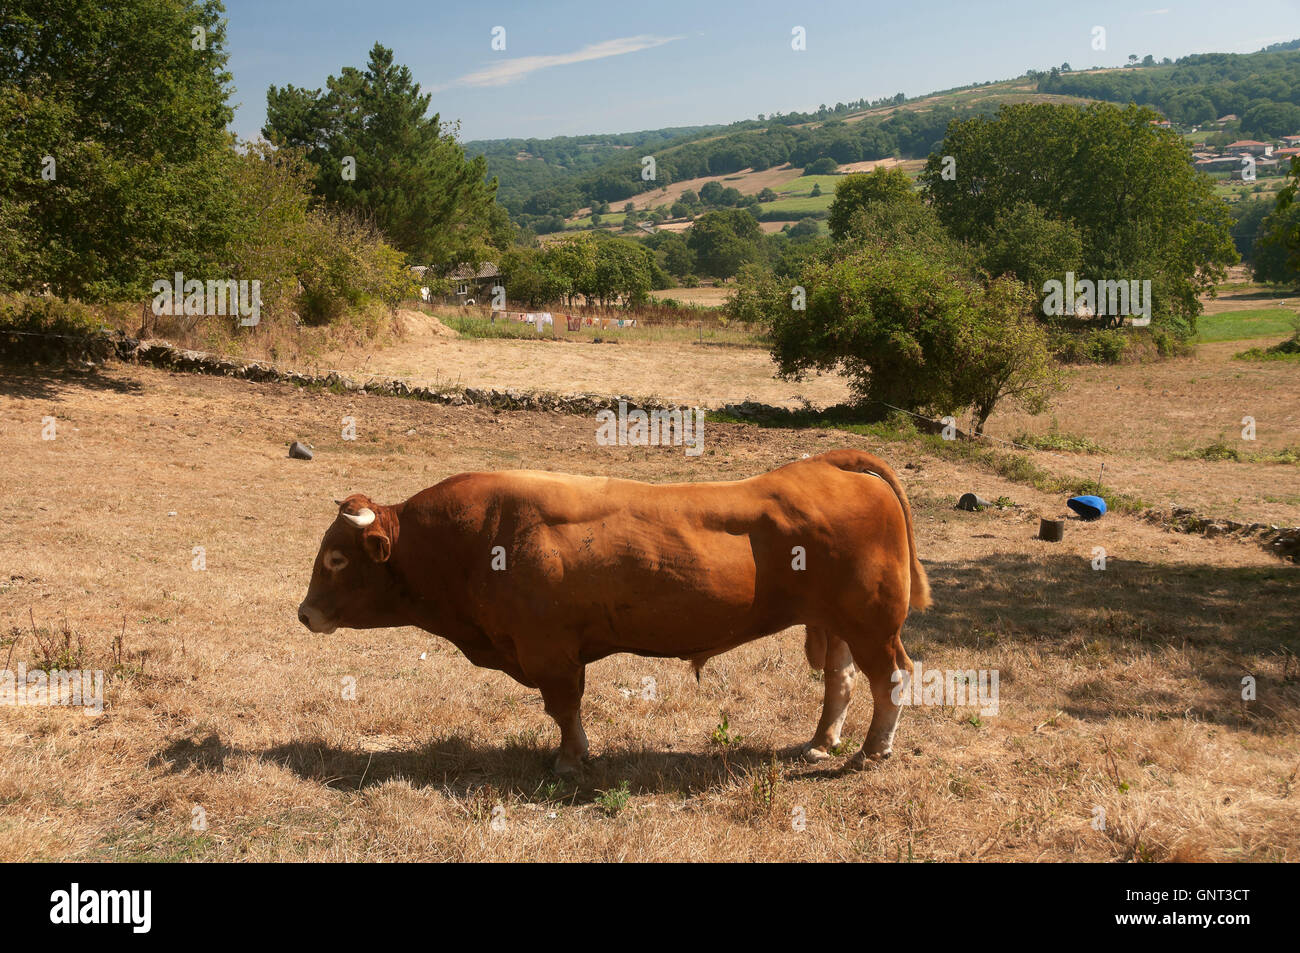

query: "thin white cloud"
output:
432 34 683 91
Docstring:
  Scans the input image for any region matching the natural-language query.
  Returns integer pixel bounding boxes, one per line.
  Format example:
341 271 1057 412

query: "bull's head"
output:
298 494 405 633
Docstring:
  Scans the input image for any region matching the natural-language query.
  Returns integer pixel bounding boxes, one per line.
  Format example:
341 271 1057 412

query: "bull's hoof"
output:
553 753 588 777
846 749 892 772
801 743 834 763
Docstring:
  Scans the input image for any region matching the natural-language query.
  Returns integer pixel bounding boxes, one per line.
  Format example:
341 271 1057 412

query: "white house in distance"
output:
1226 139 1274 156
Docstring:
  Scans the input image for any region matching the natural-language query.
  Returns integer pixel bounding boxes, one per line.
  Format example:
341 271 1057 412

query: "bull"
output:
298 449 930 775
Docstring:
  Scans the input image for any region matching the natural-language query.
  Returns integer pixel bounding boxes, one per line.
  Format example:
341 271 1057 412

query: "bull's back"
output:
420 460 908 656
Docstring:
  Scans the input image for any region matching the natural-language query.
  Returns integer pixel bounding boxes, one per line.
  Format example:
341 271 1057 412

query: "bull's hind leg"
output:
804 629 856 762
532 665 590 777
845 627 914 770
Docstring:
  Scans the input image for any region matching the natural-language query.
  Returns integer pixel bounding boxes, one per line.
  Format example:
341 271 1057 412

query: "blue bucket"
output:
1067 495 1107 520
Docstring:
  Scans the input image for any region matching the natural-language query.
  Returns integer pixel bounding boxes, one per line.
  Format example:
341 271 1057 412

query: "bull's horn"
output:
341 507 376 528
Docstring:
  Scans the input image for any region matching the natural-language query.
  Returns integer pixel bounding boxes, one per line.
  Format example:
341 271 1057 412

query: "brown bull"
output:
298 449 930 775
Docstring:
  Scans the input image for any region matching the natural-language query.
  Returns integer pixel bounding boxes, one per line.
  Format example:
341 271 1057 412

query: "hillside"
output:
468 40 1300 234
465 125 727 213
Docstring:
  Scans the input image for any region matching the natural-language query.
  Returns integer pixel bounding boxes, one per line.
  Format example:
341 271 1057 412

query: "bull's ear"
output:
362 524 392 563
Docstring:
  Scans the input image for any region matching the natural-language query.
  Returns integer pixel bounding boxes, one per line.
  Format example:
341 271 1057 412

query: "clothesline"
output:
491 310 638 331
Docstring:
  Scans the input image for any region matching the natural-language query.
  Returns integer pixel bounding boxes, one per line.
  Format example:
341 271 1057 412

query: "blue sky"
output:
222 0 1300 144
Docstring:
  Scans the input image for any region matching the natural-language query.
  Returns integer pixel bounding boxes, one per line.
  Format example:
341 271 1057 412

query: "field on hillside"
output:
1 358 1296 862
564 160 920 230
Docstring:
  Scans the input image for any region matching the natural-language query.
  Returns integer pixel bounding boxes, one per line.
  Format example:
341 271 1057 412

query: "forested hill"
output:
464 126 725 213
469 38 1300 232
1038 41 1300 133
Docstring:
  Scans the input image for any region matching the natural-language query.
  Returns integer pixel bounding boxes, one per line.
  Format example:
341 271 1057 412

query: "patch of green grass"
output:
1235 324 1300 360
929 435 1147 513
568 211 628 228
1175 441 1300 464
707 402 1147 513
1012 429 1107 454
440 314 556 339
758 194 833 215
710 712 743 747
1197 308 1298 343
1177 440 1242 462
1236 346 1300 362
595 780 631 817
781 173 844 195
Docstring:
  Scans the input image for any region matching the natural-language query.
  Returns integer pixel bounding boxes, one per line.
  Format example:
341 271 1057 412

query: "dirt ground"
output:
0 362 1295 861
647 286 736 306
321 326 852 408
318 308 1300 526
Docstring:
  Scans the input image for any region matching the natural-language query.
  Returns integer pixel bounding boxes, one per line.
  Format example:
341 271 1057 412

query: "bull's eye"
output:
324 550 349 572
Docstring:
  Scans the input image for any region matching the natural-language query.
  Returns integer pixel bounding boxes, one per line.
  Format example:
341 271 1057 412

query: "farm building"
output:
1226 140 1274 156
446 262 500 306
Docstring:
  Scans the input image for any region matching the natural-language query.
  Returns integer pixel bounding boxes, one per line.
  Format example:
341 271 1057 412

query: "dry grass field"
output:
319 305 1300 526
1 355 1296 862
320 310 852 408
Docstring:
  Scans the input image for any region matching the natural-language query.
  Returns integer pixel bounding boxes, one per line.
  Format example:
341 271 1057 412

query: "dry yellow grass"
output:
577 164 807 217
313 309 1300 525
0 362 1296 861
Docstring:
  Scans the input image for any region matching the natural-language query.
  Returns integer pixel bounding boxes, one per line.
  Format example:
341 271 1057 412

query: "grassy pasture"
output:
1 282 1297 862
1196 308 1298 342
0 362 1296 862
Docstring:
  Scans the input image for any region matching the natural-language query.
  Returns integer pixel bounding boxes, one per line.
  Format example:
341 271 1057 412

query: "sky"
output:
222 0 1300 144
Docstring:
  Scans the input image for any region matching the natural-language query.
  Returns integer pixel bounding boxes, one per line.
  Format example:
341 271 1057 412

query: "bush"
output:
290 212 415 324
1236 315 1300 360
0 294 113 364
1052 328 1129 364
758 239 1060 434
1051 326 1191 364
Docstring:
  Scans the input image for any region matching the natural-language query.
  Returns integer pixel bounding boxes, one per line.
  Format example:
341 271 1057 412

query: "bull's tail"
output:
821 449 931 612
872 456 931 611
801 452 932 671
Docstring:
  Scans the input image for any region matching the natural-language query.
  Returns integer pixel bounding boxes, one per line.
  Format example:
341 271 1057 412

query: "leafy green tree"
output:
787 218 821 241
747 240 1059 433
0 0 237 299
827 167 917 242
543 235 599 306
1229 198 1274 262
1241 101 1300 139
805 157 838 174
922 102 1237 336
659 234 695 277
839 198 970 271
979 201 1084 299
1253 200 1300 285
499 246 567 309
265 44 502 269
592 237 655 307
688 210 762 279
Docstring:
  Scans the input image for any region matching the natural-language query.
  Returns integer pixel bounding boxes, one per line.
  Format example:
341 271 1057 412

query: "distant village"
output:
1158 114 1300 179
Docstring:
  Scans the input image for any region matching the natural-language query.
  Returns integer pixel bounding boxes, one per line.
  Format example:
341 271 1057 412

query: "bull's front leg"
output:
531 665 590 776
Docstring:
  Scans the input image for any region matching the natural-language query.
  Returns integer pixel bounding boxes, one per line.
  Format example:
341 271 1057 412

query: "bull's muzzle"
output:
297 601 337 634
